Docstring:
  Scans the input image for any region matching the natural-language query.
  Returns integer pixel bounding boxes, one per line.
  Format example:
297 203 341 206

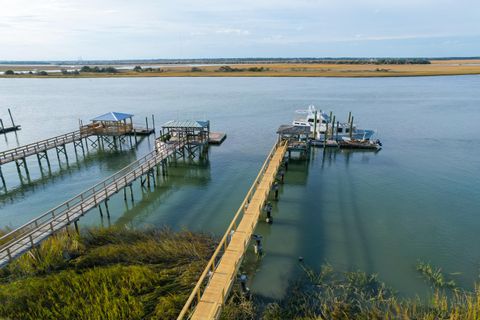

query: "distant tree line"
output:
217 66 269 72
133 65 164 72
3 70 49 75
80 66 118 73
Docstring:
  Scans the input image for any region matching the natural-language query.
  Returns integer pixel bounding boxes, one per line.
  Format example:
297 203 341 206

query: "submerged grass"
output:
0 227 215 320
221 263 480 320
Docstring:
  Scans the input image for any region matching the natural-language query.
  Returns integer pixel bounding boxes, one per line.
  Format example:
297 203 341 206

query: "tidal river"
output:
0 76 479 298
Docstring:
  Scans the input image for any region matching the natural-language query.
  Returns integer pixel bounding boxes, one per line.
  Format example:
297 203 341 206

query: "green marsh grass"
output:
0 227 215 320
221 263 480 320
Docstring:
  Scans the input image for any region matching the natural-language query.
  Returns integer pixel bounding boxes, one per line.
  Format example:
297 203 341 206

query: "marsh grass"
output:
221 263 480 320
0 227 215 320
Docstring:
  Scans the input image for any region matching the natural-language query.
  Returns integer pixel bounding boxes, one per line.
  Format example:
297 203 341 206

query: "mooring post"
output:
0 166 6 191
36 153 44 175
324 122 329 148
332 115 336 140
129 184 134 202
74 220 79 234
349 116 354 139
105 199 110 218
0 119 4 131
348 111 352 124
253 234 263 256
274 182 279 200
123 187 127 201
336 121 339 141
8 108 15 127
151 114 155 134
80 139 85 157
63 144 69 163
145 117 149 130
99 204 103 217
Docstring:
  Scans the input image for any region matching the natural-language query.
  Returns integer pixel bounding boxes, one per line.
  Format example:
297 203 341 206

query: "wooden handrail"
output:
177 140 286 320
0 140 183 258
0 129 92 163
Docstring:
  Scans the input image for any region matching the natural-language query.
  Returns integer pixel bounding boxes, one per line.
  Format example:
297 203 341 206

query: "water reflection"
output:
115 157 212 227
0 149 138 206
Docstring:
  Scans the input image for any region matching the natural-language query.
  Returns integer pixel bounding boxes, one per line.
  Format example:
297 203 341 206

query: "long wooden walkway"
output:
0 140 184 267
0 129 91 166
178 140 288 320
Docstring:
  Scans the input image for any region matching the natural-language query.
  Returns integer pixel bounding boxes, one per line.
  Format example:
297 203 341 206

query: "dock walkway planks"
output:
178 140 288 320
0 141 184 267
0 130 91 166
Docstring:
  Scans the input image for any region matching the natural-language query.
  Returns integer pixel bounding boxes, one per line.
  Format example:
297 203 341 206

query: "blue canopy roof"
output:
91 112 133 122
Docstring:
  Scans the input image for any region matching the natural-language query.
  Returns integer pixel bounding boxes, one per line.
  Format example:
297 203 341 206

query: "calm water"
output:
0 76 479 299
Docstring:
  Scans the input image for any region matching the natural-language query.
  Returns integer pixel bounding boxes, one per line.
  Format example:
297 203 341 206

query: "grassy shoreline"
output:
1 60 480 78
0 227 216 320
2 227 480 319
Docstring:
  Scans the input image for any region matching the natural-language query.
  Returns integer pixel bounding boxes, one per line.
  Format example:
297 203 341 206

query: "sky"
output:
0 0 479 60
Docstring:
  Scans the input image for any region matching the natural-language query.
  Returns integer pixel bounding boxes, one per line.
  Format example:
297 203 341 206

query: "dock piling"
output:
8 109 15 127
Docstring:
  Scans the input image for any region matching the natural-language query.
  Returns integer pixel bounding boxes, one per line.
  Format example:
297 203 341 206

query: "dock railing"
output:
0 140 184 260
0 129 91 165
177 140 286 320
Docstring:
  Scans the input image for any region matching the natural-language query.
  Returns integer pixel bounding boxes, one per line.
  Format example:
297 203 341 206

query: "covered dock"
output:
82 112 134 136
277 125 311 159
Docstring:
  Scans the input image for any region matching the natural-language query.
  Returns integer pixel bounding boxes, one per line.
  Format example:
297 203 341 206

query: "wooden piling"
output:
349 116 354 139
8 108 15 127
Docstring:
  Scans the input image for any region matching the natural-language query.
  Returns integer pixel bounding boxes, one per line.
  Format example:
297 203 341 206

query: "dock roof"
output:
277 125 310 135
162 120 209 128
91 112 133 122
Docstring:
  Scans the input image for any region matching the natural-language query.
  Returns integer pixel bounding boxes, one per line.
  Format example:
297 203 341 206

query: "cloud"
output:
215 28 250 36
0 0 479 59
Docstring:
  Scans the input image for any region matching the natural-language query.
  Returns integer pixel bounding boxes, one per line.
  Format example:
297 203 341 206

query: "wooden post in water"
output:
313 111 317 140
145 117 149 130
152 114 156 133
332 115 336 141
324 122 329 148
8 108 15 127
0 119 4 131
336 121 339 141
348 111 352 124
349 116 354 139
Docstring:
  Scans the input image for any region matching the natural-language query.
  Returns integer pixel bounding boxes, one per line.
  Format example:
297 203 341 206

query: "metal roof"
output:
277 125 311 135
91 112 133 122
162 120 209 128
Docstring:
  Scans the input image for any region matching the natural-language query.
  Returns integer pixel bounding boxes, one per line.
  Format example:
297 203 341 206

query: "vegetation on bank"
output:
0 227 215 320
79 66 119 73
2 226 480 319
2 61 480 78
221 263 480 320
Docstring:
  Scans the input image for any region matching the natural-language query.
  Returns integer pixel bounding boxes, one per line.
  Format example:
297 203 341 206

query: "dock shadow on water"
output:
243 147 383 301
113 157 212 228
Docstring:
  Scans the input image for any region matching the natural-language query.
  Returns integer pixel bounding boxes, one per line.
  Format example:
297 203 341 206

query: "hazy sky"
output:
1 0 479 60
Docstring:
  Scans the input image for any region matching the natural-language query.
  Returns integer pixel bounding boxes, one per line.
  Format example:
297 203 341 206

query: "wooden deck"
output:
208 132 227 145
0 140 185 267
0 129 91 166
178 140 288 320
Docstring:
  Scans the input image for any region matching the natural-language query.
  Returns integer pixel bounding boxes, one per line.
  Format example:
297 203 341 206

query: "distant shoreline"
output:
1 59 480 78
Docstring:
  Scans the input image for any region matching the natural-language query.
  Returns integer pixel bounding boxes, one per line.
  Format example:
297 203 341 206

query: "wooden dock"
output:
0 129 91 166
208 132 226 145
178 140 288 320
0 140 185 267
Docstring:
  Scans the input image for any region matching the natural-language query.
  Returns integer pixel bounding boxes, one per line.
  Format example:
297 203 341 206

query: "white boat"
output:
292 105 375 141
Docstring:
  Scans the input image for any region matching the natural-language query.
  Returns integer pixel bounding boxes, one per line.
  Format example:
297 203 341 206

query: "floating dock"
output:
208 132 226 145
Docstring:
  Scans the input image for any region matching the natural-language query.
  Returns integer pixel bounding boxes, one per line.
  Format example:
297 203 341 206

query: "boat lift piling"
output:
0 108 21 134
